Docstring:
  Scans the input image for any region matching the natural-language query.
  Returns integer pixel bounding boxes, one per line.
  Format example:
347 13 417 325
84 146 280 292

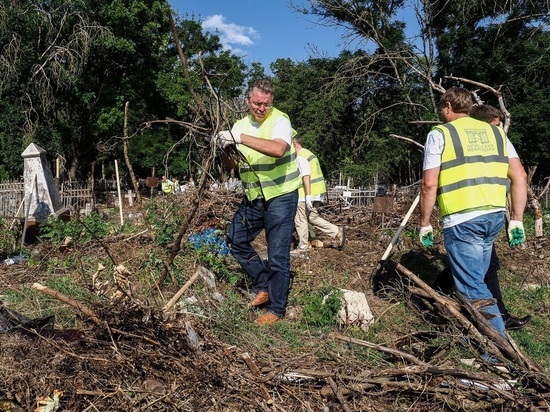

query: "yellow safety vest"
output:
162 179 175 193
234 108 301 201
435 117 509 216
297 148 327 199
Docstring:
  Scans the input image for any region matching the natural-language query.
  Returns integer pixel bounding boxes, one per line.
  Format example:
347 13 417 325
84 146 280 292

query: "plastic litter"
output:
1 253 26 266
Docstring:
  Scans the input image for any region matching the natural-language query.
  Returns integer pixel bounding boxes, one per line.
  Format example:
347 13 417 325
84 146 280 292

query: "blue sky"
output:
169 0 352 70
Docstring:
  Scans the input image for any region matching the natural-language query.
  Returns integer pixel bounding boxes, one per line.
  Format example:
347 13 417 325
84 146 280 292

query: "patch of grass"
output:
501 282 550 369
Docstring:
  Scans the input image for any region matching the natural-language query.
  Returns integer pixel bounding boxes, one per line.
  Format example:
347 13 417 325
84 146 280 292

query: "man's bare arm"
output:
507 157 528 221
239 134 289 158
419 167 440 227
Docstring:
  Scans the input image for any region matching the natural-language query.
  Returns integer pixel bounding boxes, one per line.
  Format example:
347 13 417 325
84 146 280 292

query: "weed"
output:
0 218 20 259
302 287 342 327
143 199 183 247
211 290 251 345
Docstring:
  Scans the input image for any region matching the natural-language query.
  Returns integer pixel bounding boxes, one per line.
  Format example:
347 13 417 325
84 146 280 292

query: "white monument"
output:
21 143 62 223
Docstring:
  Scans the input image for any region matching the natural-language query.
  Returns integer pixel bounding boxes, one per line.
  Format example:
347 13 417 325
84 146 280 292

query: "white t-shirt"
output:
423 128 516 228
296 150 325 202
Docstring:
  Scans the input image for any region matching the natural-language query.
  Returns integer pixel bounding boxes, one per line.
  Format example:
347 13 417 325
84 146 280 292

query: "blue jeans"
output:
443 211 506 335
228 191 298 318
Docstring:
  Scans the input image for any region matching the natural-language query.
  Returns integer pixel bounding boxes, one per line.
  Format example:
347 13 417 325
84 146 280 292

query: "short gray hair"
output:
246 78 274 98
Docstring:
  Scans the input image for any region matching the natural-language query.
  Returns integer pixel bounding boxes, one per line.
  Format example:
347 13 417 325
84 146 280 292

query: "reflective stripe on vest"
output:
435 117 509 216
297 148 327 199
234 108 302 201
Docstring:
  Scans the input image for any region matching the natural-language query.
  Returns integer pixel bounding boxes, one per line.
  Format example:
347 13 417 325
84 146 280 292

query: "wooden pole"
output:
114 160 124 227
163 270 200 311
20 175 37 250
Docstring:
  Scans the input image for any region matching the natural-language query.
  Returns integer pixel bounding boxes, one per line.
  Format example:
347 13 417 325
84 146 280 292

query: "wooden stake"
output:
163 270 200 311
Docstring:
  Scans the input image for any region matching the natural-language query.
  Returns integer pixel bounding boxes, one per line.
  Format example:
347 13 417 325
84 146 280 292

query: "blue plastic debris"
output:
188 228 231 256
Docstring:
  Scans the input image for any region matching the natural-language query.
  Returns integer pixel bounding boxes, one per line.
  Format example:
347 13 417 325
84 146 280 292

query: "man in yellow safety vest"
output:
215 78 302 325
419 87 528 338
291 135 345 254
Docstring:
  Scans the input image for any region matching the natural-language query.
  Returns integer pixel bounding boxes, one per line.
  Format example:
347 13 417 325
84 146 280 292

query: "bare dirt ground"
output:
1 191 549 411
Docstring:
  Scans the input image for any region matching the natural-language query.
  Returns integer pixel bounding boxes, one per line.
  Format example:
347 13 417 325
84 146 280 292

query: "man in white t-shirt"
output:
419 88 528 337
215 78 302 325
431 104 531 330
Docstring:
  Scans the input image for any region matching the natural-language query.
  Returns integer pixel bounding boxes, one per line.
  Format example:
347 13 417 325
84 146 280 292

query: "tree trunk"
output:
123 101 142 205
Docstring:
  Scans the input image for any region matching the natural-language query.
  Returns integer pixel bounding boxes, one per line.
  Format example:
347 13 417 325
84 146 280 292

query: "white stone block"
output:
336 289 374 330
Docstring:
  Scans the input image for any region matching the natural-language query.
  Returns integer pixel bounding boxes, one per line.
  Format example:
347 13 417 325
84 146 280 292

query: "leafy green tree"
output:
289 0 550 186
0 1 248 182
427 0 550 182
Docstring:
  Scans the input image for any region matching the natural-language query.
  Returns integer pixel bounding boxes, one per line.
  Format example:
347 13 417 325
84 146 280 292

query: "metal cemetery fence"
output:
1 180 549 219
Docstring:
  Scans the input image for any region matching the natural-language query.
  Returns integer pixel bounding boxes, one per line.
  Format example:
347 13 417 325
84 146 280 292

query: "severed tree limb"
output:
327 377 352 412
31 282 162 347
242 352 273 404
32 282 102 325
454 292 543 373
333 333 429 366
396 264 543 372
395 264 504 357
409 286 459 311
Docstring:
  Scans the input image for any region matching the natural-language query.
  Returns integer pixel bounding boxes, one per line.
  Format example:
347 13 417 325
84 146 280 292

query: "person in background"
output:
215 78 301 325
291 135 346 254
419 88 528 338
431 104 531 330
161 175 176 194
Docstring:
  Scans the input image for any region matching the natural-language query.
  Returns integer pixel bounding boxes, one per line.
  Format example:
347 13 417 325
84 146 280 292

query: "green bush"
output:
39 211 114 244
0 218 20 258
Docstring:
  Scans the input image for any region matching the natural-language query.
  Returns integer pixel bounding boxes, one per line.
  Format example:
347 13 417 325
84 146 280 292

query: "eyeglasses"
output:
249 101 272 109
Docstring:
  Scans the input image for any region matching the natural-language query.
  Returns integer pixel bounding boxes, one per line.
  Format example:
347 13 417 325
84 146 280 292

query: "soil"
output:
1 191 549 411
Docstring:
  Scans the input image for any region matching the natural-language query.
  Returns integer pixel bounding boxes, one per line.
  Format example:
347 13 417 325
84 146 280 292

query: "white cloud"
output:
202 14 258 51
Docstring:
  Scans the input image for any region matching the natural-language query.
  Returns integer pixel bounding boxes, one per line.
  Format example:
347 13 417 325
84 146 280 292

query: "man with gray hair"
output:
215 78 302 325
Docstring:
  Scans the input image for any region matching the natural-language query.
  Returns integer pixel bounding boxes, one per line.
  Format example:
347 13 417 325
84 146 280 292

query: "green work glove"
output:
507 220 525 248
419 225 434 247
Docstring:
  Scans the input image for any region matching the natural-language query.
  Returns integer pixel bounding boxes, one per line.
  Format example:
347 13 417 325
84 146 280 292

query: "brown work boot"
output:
255 312 280 325
249 291 269 307
336 226 347 249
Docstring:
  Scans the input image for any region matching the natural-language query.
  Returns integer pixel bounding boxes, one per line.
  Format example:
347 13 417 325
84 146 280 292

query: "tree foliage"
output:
1 0 549 187
0 1 248 181
289 0 550 185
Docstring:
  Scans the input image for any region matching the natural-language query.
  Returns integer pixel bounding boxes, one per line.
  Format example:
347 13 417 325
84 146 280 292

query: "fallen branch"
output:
32 282 102 325
242 352 273 404
327 377 352 412
454 292 543 372
333 333 429 366
395 263 504 357
32 283 162 347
